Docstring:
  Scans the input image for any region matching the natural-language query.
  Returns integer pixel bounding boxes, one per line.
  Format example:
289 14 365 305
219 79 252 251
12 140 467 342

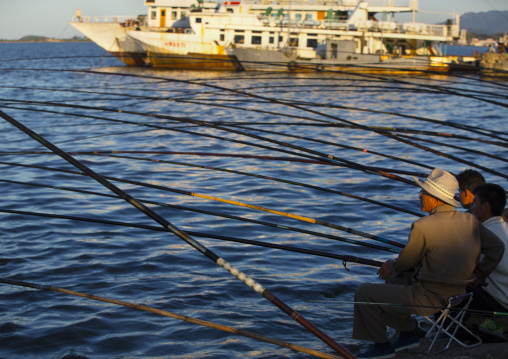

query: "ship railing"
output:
244 0 412 6
244 0 415 9
71 15 145 26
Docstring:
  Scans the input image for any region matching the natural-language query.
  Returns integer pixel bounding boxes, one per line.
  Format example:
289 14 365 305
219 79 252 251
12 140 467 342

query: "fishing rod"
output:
274 63 508 112
0 278 345 359
0 160 406 249
69 68 508 157
305 299 508 317
0 208 386 266
3 97 504 150
0 178 401 254
11 67 507 155
6 69 503 185
9 101 504 153
0 150 424 217
394 133 508 164
385 133 508 180
0 109 357 358
229 124 434 171
134 96 508 147
2 69 504 184
275 98 508 142
0 97 419 187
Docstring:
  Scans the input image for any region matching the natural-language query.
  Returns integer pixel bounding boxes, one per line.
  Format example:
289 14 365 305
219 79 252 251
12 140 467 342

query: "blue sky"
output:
0 0 507 40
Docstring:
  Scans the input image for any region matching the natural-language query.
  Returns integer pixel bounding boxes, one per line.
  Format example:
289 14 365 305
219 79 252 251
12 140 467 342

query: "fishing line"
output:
0 109 356 358
0 160 406 249
0 278 343 359
0 208 387 265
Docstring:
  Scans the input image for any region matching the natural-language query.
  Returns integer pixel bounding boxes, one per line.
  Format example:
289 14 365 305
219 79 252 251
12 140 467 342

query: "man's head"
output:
455 169 485 209
413 168 460 212
471 183 507 223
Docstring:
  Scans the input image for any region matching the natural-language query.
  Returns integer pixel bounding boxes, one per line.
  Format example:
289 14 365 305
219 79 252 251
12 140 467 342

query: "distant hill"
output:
19 35 49 42
0 35 90 43
459 10 508 36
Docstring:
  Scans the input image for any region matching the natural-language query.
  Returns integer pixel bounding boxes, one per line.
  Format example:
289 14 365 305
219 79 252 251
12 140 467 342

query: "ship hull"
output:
233 48 477 74
128 30 242 70
71 22 147 66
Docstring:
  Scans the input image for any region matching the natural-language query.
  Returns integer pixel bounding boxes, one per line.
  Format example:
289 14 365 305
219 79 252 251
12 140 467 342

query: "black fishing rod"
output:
8 67 506 149
0 148 427 178
4 102 504 150
2 69 504 176
395 133 508 164
0 160 407 249
229 124 434 171
276 98 508 142
385 133 508 180
0 150 424 217
0 178 401 254
272 62 508 112
5 69 503 185
0 109 357 359
75 68 508 150
0 97 419 187
306 299 508 317
0 208 385 267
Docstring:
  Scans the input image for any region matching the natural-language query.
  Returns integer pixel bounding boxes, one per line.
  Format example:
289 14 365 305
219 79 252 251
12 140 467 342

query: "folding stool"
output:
419 292 482 354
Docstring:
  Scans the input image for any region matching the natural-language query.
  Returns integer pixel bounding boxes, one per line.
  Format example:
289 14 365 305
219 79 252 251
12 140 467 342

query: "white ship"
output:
71 0 476 72
71 12 148 66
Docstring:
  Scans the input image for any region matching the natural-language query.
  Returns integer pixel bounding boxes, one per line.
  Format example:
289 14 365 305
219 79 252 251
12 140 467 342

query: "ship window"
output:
196 17 202 23
151 11 156 20
220 34 225 41
269 36 274 44
234 35 244 44
181 12 187 19
172 11 177 20
307 39 317 48
289 37 299 46
146 0 154 2
252 36 262 45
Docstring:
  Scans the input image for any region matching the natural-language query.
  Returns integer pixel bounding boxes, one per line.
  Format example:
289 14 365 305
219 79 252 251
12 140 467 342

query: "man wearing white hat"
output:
353 168 504 359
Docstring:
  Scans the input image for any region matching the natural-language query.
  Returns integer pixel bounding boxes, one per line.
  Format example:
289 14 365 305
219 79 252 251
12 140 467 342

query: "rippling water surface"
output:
0 42 507 359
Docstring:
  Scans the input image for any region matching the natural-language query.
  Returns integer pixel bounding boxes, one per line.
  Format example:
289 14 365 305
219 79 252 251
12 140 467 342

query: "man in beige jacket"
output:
353 168 504 359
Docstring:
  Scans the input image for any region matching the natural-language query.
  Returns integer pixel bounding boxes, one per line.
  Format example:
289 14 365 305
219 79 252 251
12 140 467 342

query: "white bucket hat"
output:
412 168 461 207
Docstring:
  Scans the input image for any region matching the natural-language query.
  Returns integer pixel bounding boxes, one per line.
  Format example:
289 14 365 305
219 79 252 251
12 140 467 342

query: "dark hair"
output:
473 183 507 216
455 169 485 192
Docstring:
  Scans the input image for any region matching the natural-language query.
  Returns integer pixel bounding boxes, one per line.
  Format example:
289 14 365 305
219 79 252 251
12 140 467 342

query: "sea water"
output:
0 42 506 359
